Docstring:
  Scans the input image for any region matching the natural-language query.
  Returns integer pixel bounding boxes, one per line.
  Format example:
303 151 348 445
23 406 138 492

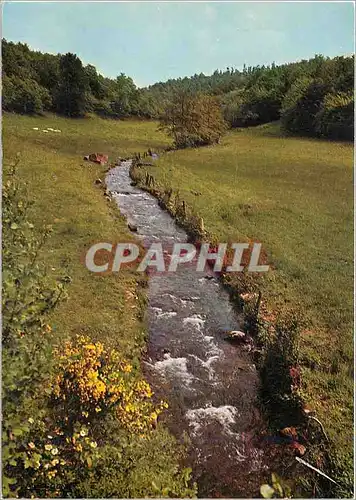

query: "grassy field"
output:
3 113 169 355
2 113 198 497
2 113 353 494
141 123 354 480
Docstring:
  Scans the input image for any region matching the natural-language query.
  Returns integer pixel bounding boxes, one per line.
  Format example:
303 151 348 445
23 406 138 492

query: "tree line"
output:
2 39 354 141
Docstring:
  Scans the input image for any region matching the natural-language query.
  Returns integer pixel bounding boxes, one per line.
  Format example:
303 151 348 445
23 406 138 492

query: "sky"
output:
2 1 355 87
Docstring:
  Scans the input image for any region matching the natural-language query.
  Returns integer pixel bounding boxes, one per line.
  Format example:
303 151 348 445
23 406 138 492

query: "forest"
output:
2 39 354 141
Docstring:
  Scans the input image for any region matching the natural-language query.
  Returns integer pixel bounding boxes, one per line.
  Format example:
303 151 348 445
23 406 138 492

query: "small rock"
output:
128 223 138 232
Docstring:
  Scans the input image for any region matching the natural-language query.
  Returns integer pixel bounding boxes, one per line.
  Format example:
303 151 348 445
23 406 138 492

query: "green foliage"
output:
3 75 52 114
315 92 354 141
2 39 353 139
74 426 196 498
159 90 227 148
259 313 304 427
223 54 354 140
281 79 330 136
55 53 88 117
260 473 292 498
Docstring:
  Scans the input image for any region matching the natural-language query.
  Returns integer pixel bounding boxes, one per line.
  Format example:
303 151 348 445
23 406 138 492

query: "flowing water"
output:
106 161 272 497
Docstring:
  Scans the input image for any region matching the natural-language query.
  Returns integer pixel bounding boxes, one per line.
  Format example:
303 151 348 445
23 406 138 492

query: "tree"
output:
315 92 354 140
159 90 227 148
109 73 138 117
55 53 88 117
281 78 330 136
3 75 51 114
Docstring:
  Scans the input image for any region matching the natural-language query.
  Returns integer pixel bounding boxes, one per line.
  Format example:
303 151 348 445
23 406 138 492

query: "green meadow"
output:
144 122 354 469
2 113 353 494
3 113 169 355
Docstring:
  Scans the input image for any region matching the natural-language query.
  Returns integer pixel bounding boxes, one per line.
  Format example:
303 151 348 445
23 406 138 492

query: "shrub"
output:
51 335 167 433
159 90 227 148
281 78 329 136
315 92 354 141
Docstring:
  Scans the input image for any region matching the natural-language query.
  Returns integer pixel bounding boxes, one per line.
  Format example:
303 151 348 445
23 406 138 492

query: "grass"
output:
139 122 354 489
2 114 197 498
2 113 169 356
2 113 353 494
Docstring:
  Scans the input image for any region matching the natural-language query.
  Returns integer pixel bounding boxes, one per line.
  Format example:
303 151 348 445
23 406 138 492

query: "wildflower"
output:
51 448 59 455
47 435 53 440
84 344 96 350
45 444 53 451
28 442 35 449
28 418 34 424
51 458 59 466
90 441 97 448
80 429 87 437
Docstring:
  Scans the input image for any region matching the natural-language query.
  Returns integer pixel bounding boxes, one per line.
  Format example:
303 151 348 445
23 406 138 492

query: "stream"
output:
106 161 272 497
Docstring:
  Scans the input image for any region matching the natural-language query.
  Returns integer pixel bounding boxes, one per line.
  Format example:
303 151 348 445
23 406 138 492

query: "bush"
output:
51 335 167 433
315 92 354 140
281 78 329 136
159 90 227 148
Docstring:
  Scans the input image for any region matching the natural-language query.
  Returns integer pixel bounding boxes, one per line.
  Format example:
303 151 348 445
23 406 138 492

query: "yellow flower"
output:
84 344 96 350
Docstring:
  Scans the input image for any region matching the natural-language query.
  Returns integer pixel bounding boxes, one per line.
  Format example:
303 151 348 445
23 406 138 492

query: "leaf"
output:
12 428 24 437
10 223 18 230
86 456 92 468
260 484 275 498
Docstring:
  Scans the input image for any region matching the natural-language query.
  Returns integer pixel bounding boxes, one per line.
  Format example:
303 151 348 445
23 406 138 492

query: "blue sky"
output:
3 2 354 87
